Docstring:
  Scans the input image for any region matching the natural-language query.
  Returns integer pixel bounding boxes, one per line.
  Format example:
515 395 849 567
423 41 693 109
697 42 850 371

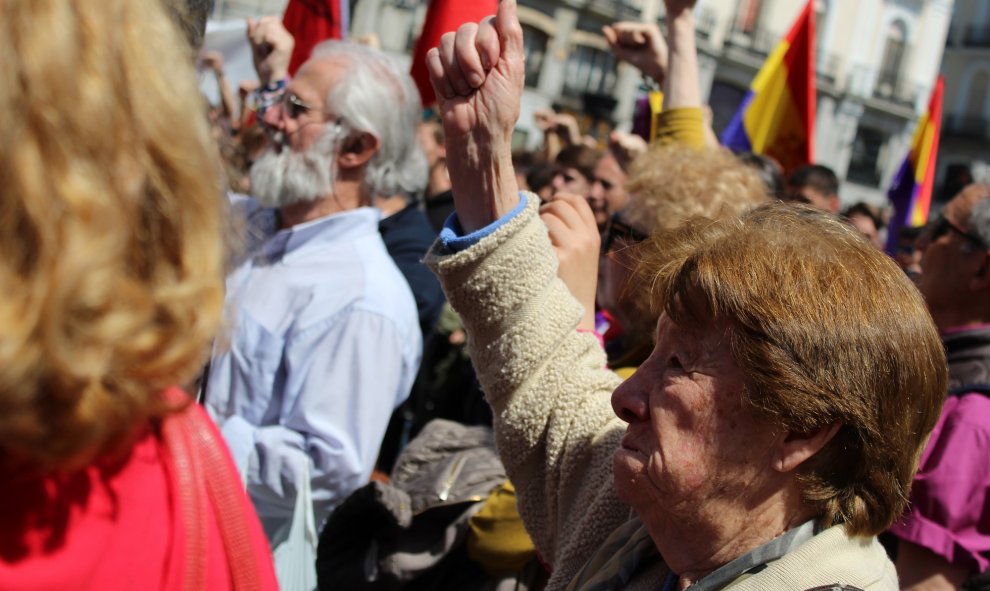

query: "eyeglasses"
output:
257 91 334 122
924 215 987 250
285 92 329 119
602 214 648 254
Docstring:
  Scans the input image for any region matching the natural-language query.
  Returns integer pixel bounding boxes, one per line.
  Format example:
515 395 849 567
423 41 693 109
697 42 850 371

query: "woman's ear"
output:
771 421 842 473
337 132 381 170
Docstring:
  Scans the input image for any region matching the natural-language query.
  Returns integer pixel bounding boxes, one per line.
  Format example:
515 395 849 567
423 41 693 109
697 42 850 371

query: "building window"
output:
876 20 907 95
561 44 617 99
847 126 886 186
521 24 549 89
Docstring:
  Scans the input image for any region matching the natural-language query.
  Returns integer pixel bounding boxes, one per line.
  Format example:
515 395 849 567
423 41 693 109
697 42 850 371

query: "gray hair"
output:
967 189 990 249
310 41 428 199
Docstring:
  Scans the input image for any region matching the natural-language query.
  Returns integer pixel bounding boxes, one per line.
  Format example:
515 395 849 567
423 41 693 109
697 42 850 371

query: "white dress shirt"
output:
205 201 421 537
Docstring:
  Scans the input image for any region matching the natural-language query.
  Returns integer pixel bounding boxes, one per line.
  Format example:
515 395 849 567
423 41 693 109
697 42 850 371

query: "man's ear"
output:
771 421 842 473
337 132 381 170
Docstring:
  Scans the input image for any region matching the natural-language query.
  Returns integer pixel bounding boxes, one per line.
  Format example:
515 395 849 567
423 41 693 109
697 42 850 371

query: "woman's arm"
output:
424 5 631 587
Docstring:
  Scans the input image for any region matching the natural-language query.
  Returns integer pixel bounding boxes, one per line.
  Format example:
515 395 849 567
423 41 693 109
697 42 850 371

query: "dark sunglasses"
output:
602 214 648 254
925 215 987 249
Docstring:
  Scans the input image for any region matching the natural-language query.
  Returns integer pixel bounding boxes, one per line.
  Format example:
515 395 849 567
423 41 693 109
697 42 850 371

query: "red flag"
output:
409 0 497 107
283 0 347 76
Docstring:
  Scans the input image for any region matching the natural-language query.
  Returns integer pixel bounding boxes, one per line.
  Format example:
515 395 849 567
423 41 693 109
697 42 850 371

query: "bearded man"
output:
203 21 423 544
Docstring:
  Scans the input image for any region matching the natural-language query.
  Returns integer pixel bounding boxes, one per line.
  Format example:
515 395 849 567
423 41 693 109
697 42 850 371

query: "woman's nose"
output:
611 376 649 424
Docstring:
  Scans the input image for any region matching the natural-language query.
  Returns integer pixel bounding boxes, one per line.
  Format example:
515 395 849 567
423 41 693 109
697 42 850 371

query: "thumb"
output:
496 0 524 59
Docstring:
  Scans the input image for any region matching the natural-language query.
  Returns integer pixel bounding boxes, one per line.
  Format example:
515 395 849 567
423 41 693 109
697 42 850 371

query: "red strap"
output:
163 397 266 591
161 405 209 591
192 412 264 591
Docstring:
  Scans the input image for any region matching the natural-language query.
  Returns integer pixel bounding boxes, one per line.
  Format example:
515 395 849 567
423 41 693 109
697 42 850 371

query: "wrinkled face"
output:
610 314 780 520
589 154 628 230
916 193 987 328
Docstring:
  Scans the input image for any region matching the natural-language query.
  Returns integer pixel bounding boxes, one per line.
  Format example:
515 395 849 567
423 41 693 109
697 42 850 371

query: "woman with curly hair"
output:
0 0 277 588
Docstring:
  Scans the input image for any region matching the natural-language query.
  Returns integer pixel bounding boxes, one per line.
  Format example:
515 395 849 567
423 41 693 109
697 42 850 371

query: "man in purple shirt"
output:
890 183 990 590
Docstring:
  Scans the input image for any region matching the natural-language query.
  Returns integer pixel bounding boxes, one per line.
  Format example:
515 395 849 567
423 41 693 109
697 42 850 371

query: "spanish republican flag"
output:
884 76 944 253
720 0 816 174
283 0 349 76
409 0 497 107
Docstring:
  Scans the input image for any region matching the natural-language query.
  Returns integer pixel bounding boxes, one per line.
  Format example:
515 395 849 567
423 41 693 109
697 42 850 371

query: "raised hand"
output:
246 16 294 85
425 0 525 232
602 22 667 85
540 192 601 331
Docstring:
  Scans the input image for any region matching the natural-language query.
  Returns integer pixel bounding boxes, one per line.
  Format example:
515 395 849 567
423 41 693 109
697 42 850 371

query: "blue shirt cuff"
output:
438 193 529 252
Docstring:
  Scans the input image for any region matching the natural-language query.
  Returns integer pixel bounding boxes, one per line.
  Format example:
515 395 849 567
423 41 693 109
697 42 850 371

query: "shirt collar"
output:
249 206 381 263
672 520 818 591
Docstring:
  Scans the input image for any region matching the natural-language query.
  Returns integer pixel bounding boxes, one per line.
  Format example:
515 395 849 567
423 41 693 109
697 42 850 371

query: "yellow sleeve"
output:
653 106 706 149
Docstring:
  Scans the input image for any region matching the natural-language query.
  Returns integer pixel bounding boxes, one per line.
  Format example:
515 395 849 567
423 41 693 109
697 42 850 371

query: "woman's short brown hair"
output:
0 0 225 472
639 203 946 536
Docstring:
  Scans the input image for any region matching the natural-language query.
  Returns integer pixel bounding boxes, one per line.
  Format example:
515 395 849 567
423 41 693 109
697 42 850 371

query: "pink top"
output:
889 391 990 572
0 391 278 591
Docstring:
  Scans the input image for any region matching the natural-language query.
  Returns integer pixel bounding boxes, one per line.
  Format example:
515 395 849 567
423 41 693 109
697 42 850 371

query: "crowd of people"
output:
1 0 987 590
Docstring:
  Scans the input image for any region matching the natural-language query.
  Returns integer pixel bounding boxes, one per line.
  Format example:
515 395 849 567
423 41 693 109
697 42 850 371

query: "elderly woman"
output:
422 2 947 590
0 0 277 588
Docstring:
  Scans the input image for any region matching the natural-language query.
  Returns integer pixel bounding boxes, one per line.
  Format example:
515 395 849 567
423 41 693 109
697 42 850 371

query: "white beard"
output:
250 125 344 208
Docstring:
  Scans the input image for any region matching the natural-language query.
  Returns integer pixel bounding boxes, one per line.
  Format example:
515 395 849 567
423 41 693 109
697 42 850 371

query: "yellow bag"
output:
466 481 537 576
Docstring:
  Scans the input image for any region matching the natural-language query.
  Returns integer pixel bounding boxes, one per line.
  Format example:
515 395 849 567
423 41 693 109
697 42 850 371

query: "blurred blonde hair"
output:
623 145 768 233
0 0 225 471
